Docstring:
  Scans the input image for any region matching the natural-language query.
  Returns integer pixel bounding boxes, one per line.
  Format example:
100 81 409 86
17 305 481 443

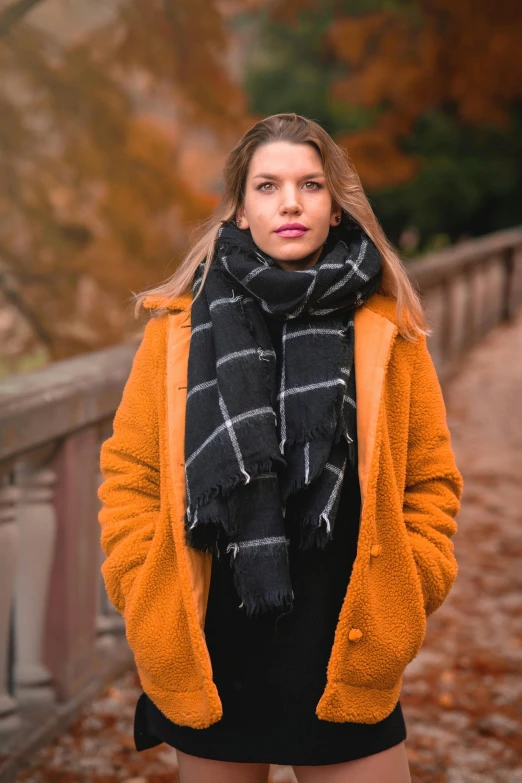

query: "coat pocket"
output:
332 542 427 690
123 513 204 694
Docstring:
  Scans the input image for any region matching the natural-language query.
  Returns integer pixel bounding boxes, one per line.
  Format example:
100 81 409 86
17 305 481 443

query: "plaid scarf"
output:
183 218 383 616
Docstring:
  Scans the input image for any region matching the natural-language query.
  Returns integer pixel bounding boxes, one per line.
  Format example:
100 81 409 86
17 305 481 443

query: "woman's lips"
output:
275 228 309 238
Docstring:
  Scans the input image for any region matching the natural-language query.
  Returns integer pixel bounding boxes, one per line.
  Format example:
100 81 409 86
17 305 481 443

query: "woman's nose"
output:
279 187 302 214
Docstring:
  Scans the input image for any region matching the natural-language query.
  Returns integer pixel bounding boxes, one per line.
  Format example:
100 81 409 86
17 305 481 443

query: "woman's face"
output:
236 141 341 271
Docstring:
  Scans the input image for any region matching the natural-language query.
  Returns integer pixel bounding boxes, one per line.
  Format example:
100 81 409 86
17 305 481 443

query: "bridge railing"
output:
408 226 522 378
0 342 138 740
0 226 521 743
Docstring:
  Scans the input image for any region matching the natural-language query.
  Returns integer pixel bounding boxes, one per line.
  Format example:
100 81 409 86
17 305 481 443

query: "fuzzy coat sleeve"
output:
403 334 464 617
97 316 164 616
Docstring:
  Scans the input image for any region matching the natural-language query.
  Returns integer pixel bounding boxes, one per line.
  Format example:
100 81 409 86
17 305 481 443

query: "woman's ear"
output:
330 206 342 227
235 206 249 230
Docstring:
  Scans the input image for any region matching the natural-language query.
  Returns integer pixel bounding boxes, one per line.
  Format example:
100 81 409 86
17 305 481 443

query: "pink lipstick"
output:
275 222 309 238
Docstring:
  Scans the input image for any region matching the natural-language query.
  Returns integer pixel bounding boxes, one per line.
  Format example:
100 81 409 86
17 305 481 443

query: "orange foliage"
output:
273 0 522 188
115 0 248 133
0 0 253 363
327 1 522 129
338 127 419 190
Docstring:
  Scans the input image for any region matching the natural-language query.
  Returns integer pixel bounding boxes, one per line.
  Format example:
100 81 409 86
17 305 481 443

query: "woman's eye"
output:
256 181 322 191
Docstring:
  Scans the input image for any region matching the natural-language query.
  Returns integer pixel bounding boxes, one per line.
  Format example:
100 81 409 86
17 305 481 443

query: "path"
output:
15 311 522 783
401 310 522 782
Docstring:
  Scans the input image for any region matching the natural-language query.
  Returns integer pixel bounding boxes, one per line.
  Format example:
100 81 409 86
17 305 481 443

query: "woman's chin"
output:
268 244 323 263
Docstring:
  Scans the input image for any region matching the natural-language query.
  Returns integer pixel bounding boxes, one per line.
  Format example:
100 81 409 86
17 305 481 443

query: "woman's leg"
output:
176 749 270 783
292 741 411 783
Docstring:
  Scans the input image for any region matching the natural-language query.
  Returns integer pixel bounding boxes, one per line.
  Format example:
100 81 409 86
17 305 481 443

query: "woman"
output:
98 113 463 783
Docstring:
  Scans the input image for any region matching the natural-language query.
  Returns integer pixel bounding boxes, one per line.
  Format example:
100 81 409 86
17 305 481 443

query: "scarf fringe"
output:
279 433 347 503
226 528 295 617
186 428 350 554
184 521 217 553
234 589 294 618
189 456 281 513
297 515 332 550
282 416 337 448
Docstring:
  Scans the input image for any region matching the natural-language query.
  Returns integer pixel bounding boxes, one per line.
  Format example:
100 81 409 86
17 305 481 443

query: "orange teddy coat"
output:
97 291 463 729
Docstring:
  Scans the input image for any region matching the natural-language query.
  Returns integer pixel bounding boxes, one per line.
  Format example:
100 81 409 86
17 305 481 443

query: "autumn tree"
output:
0 0 250 367
242 0 522 248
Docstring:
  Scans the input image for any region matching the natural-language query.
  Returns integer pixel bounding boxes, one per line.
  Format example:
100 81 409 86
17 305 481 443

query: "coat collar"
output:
159 291 399 509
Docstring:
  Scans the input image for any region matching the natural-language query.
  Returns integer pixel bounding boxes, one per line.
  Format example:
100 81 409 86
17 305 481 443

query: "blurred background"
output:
0 1 521 782
0 0 521 373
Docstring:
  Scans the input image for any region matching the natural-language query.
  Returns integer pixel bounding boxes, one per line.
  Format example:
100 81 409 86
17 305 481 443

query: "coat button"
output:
348 628 363 641
370 544 382 557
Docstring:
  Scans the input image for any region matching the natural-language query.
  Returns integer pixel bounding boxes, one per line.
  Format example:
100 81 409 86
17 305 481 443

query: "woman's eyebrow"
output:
251 172 326 180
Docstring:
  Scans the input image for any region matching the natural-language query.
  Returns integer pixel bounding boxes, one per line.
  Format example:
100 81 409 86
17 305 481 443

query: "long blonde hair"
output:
133 113 428 340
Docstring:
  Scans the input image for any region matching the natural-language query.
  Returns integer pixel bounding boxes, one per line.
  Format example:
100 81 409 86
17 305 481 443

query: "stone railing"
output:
0 342 138 741
408 227 522 378
0 226 521 746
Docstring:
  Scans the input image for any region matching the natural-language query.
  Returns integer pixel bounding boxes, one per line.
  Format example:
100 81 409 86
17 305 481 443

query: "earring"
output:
236 219 242 228
335 215 341 224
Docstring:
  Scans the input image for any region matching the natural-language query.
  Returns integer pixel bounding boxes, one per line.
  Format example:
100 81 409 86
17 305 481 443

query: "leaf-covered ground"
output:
16 312 522 782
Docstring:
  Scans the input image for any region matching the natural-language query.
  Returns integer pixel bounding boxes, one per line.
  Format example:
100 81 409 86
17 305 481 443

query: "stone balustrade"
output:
0 226 520 744
0 342 138 737
409 227 522 377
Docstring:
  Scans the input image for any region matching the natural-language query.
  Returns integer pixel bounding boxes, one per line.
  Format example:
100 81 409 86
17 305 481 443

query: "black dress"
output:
134 465 406 765
134 313 407 765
